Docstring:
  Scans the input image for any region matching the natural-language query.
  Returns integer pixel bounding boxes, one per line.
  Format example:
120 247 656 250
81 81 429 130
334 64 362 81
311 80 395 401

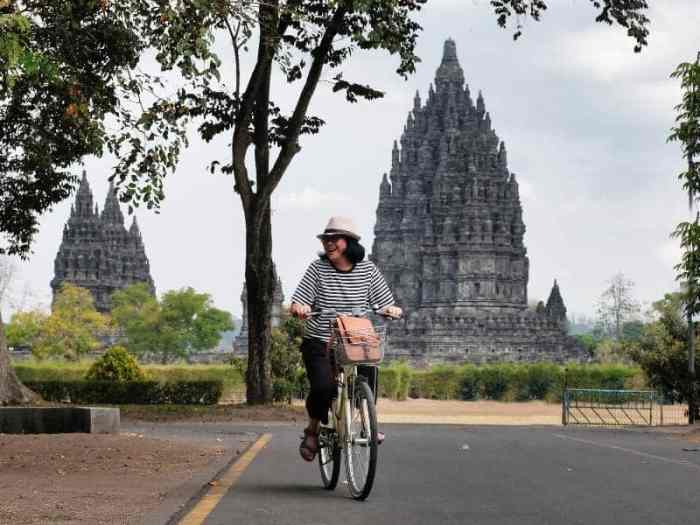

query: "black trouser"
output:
300 337 378 425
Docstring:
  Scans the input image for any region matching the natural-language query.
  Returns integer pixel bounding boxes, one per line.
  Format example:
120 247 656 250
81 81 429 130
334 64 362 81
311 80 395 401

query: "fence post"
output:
562 368 568 426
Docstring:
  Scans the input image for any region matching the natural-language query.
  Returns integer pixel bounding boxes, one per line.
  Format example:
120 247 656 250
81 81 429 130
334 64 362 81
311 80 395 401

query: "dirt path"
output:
376 398 563 425
0 431 248 525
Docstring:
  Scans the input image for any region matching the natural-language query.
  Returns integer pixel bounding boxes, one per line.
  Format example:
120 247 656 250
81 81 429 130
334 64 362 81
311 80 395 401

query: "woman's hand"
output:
380 305 402 319
290 302 312 320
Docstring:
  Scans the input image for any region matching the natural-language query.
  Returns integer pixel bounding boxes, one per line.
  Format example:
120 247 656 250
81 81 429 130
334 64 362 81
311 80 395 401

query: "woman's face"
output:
321 235 348 262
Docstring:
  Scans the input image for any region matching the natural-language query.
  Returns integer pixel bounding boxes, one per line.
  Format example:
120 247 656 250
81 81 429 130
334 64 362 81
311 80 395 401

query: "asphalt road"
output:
198 424 700 525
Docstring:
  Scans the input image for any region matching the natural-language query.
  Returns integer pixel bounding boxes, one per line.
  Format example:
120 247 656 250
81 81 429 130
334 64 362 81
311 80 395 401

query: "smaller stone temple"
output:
51 172 155 312
233 267 285 355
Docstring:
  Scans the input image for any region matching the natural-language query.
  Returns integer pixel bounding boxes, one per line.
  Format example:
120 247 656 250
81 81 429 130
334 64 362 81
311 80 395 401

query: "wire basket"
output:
330 322 387 365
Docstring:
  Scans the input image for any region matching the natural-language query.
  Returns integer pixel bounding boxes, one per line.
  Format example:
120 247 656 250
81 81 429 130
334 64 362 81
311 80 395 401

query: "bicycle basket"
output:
330 316 386 365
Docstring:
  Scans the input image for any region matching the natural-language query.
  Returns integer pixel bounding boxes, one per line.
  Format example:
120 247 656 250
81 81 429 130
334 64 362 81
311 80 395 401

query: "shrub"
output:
409 370 427 399
413 365 462 400
395 363 413 401
379 368 400 399
526 363 561 400
86 346 145 382
24 380 224 405
480 365 511 400
459 364 480 401
379 362 413 400
505 365 529 401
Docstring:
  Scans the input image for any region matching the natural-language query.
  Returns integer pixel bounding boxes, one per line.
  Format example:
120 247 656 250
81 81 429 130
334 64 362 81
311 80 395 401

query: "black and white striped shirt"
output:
291 258 395 342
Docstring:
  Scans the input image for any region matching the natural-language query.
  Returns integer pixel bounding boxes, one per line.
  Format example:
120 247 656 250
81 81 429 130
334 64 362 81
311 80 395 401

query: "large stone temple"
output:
51 172 155 312
371 40 584 364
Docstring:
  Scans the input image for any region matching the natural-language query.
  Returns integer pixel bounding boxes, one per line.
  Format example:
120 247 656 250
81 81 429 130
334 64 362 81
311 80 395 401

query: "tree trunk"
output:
0 311 38 405
244 199 275 404
688 314 696 424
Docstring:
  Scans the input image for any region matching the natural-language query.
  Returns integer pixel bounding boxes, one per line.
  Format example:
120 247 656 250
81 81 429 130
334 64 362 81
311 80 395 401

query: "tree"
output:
1 0 145 403
160 287 235 355
110 282 162 356
270 314 304 403
669 51 700 422
596 272 640 341
628 293 699 404
30 283 109 360
111 284 234 363
106 0 650 403
0 255 37 403
5 309 47 348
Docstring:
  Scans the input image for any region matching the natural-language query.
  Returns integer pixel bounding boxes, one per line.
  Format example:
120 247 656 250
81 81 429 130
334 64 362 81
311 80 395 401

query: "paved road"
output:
198 424 700 525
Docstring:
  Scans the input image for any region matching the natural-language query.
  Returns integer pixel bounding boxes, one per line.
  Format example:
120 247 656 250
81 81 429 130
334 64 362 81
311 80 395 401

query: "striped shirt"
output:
291 258 395 342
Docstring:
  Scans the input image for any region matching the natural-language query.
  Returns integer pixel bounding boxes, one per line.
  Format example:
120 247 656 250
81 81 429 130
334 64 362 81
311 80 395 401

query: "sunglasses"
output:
320 235 344 244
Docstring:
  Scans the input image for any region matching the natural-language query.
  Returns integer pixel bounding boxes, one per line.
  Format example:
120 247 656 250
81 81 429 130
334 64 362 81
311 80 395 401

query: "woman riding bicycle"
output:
290 216 402 462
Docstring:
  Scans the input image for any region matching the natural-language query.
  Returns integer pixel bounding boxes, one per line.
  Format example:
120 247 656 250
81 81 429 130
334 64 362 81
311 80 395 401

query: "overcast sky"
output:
4 0 700 322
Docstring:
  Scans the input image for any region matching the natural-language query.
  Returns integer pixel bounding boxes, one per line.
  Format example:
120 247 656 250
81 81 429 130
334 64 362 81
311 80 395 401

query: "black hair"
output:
344 237 366 264
318 236 366 265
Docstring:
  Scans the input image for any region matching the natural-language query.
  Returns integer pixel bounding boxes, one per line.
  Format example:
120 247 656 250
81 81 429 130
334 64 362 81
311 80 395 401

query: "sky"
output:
4 0 700 322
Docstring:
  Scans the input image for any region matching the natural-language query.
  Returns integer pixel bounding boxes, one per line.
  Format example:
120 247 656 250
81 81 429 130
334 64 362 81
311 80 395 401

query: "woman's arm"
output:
290 261 319 319
368 264 400 317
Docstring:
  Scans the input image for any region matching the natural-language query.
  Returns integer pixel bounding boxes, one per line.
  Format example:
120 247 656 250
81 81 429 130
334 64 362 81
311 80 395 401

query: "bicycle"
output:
308 307 396 501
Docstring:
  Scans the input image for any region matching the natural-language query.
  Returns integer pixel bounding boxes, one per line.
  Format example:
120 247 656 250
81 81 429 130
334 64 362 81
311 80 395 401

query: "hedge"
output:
24 380 224 405
379 363 646 402
14 362 242 397
379 362 412 400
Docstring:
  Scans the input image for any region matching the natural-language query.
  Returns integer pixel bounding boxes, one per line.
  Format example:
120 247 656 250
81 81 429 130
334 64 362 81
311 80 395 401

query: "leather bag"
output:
332 315 382 364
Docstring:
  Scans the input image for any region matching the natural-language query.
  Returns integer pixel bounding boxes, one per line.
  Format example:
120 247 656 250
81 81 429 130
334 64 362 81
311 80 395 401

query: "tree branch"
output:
254 1 278 197
231 1 283 209
259 2 349 203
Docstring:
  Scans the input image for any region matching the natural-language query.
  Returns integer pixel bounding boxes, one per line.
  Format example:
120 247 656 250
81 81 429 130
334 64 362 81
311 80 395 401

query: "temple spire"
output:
129 216 141 237
477 91 485 116
435 38 464 92
380 173 391 200
414 90 421 111
545 280 568 327
74 170 94 217
101 181 125 225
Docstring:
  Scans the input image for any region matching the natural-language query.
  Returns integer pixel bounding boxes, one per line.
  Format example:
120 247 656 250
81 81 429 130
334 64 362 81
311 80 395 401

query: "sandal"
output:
299 428 319 462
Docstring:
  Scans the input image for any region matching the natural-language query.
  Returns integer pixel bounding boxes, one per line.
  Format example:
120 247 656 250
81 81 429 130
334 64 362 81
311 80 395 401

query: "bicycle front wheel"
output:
318 427 341 490
344 379 378 500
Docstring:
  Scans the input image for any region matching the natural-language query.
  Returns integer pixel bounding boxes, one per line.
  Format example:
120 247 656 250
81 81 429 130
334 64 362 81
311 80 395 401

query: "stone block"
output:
0 407 120 434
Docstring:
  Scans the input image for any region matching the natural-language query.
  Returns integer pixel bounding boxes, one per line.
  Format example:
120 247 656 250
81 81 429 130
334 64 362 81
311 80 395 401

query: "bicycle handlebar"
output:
307 306 401 320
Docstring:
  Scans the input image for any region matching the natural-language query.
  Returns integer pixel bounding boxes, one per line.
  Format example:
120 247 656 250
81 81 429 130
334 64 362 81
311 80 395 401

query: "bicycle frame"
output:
329 365 353 449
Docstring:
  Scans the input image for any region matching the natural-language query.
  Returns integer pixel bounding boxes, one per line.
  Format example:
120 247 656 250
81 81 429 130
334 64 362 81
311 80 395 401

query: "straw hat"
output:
316 216 361 241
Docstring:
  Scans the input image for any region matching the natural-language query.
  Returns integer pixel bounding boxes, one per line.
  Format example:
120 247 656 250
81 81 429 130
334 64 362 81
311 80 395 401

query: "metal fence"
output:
562 388 690 427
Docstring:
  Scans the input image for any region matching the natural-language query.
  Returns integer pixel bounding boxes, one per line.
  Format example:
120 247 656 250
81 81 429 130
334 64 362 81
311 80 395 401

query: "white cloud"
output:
517 176 536 203
657 238 681 269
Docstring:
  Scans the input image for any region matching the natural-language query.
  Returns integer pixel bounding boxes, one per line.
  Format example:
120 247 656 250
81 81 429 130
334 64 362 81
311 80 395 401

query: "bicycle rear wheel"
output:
344 379 378 500
318 427 341 490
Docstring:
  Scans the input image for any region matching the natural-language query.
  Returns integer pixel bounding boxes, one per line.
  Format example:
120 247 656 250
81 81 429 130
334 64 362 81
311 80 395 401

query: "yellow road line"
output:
178 433 273 525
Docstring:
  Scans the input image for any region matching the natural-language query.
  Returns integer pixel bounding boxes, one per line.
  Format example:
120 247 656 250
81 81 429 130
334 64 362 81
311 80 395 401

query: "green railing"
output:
563 388 657 426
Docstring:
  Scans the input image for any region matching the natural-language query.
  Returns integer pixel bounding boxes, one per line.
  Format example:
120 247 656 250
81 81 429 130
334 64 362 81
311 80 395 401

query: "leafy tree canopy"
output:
39 283 109 359
0 0 142 255
628 292 698 402
5 308 46 348
111 283 234 363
